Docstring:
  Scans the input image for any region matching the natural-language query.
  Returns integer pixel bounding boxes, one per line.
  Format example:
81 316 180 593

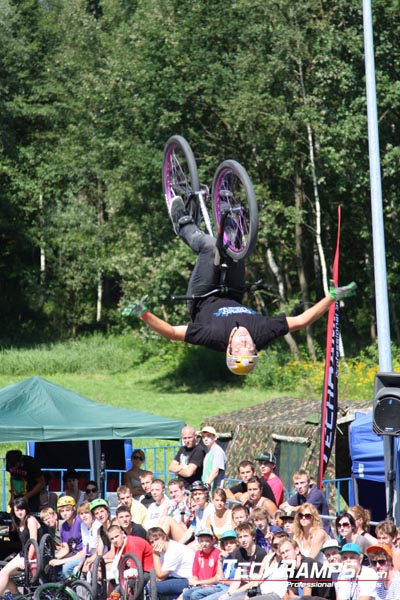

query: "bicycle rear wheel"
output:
34 583 78 600
70 579 94 600
90 555 107 600
212 160 258 260
118 553 144 600
39 533 57 582
162 135 201 226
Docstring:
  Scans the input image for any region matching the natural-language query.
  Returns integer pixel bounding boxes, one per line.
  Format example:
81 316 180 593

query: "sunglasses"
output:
370 559 388 566
299 513 312 519
132 456 143 460
86 488 97 493
338 522 351 528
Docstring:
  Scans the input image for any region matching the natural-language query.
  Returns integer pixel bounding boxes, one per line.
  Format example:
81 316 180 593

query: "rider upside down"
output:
123 196 357 375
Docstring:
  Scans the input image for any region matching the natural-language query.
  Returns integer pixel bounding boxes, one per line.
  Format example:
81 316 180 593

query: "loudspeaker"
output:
373 372 400 435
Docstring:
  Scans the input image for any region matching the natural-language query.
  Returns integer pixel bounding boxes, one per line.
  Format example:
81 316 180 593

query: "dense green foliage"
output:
1 0 399 355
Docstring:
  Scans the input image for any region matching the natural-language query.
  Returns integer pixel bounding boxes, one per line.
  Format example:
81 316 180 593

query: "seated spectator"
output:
245 476 278 519
225 461 276 505
167 479 191 525
49 496 83 579
278 537 332 599
40 506 62 546
115 505 148 540
263 531 290 572
180 481 214 545
320 537 341 599
231 504 250 528
279 510 295 538
347 505 377 546
78 501 101 556
104 524 153 592
117 484 148 526
254 451 285 506
0 498 44 596
279 469 332 534
251 507 281 553
144 479 185 541
335 542 377 600
253 538 288 600
59 469 86 506
139 470 155 508
183 528 223 600
123 449 146 497
84 480 99 502
335 512 370 563
375 519 400 571
206 488 233 540
292 503 330 562
147 526 195 600
217 522 266 600
89 498 113 560
366 542 400 599
198 426 226 493
39 472 58 511
168 425 206 489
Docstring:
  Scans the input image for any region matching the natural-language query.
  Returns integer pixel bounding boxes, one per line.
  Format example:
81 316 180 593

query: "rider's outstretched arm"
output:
286 282 357 333
141 311 187 341
122 297 187 341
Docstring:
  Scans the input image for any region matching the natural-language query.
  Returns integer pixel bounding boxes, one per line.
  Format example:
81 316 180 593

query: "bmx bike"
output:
162 135 259 263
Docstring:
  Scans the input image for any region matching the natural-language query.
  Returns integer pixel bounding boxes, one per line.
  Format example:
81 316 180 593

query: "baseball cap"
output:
197 426 218 438
340 542 361 555
196 528 214 538
366 543 393 558
255 451 276 465
280 511 296 520
220 530 238 540
321 539 341 552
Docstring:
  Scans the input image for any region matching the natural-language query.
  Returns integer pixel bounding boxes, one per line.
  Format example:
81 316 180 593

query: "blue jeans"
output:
156 576 189 600
183 583 228 600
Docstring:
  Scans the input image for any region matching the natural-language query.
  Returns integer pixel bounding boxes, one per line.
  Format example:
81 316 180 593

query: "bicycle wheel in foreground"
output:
69 578 94 600
118 552 144 600
24 537 42 587
34 582 78 600
162 135 200 226
212 159 258 260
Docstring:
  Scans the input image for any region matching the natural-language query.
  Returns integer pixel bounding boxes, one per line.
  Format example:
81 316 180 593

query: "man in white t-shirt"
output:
335 542 378 600
198 426 226 492
147 526 194 599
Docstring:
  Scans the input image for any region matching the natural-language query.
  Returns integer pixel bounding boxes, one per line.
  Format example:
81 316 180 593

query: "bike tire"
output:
162 135 201 226
34 583 79 600
70 578 94 600
212 159 258 260
24 537 42 586
39 533 57 582
118 552 145 600
147 569 158 600
91 555 107 600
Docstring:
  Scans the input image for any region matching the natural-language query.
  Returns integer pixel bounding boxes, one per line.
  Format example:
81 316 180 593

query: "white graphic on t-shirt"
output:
214 306 257 317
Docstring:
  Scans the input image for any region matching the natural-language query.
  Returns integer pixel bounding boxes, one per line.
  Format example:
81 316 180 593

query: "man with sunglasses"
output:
84 480 99 501
280 469 331 534
366 543 400 599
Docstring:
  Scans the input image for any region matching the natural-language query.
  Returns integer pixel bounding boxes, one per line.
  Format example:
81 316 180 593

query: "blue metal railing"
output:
0 445 180 511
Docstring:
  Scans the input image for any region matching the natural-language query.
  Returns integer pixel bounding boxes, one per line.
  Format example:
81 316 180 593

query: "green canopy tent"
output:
0 376 185 496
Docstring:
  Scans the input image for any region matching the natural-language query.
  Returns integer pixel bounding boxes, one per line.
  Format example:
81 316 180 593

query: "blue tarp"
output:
349 411 400 482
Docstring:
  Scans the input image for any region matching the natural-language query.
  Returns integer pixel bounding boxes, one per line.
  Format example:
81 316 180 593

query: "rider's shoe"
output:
169 195 194 235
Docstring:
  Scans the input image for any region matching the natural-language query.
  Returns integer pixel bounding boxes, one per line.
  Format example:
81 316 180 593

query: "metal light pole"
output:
362 0 396 518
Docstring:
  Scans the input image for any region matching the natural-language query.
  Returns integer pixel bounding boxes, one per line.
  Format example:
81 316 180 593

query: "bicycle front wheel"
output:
162 135 200 226
34 583 78 600
69 579 94 600
24 537 42 586
212 160 258 260
118 553 144 600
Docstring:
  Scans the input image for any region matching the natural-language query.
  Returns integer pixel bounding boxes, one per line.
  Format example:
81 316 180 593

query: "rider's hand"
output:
329 281 357 301
122 295 148 319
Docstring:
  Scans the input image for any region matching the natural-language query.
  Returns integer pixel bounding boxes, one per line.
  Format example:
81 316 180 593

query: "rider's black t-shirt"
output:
184 296 289 352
